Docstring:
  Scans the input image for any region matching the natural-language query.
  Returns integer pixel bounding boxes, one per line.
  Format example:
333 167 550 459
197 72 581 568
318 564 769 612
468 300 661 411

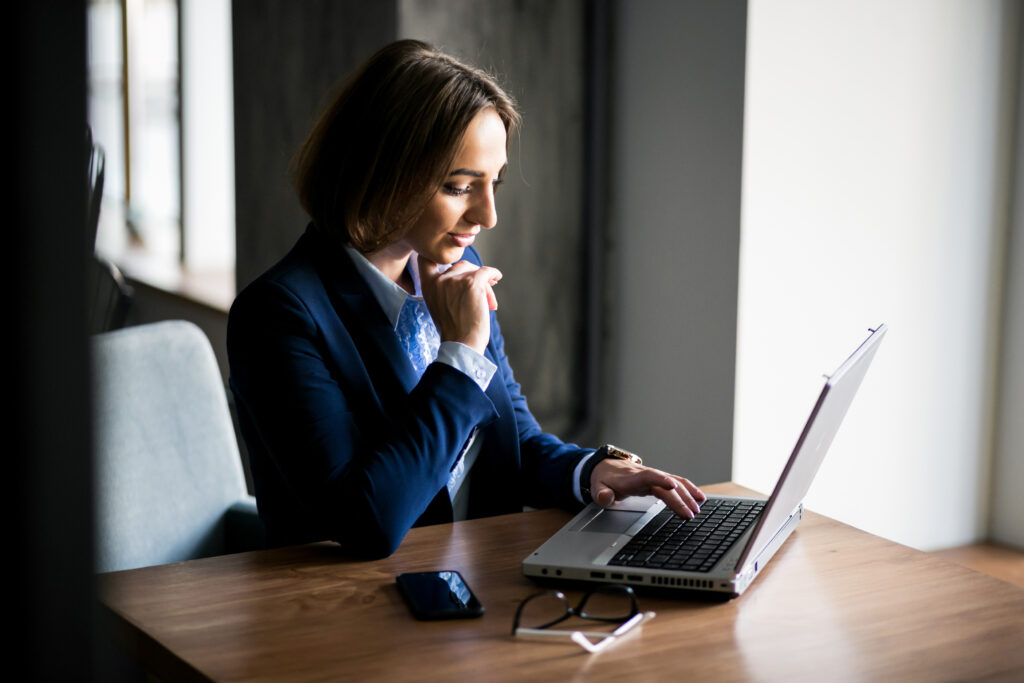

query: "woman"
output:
228 40 705 558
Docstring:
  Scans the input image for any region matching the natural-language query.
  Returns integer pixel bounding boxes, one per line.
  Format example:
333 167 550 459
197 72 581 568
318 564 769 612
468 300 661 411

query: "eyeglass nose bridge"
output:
576 584 640 620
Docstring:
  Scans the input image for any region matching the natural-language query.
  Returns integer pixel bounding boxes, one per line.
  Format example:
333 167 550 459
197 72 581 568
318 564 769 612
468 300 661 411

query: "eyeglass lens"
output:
514 586 638 631
577 587 637 621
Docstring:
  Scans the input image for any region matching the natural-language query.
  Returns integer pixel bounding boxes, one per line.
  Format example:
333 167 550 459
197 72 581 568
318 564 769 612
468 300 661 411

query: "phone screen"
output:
396 570 484 620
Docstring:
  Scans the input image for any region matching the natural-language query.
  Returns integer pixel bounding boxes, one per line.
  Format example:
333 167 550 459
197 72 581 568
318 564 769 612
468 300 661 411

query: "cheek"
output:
421 201 460 236
407 208 438 242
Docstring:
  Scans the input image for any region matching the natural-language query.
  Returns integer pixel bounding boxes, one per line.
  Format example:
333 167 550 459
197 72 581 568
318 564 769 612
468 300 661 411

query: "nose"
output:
466 185 498 229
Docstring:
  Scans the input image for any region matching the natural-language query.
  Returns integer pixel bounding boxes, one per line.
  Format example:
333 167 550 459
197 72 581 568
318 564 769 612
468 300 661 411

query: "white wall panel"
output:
736 0 1019 550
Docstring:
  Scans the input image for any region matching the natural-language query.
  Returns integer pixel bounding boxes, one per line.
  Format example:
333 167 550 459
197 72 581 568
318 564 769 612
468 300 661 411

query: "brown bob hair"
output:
292 39 520 253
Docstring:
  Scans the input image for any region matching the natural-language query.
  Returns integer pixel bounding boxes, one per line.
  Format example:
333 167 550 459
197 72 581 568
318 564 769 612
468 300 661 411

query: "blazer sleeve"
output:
486 309 593 511
228 276 498 558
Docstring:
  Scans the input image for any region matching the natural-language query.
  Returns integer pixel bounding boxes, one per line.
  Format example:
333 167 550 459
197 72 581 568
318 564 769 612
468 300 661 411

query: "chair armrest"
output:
223 496 265 554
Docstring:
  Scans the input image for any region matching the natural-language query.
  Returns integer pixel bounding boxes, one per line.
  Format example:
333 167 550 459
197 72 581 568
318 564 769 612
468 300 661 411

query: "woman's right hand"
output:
418 257 502 355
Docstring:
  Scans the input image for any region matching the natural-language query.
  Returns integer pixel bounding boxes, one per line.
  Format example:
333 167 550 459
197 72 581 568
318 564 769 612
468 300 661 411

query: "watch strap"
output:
579 444 643 503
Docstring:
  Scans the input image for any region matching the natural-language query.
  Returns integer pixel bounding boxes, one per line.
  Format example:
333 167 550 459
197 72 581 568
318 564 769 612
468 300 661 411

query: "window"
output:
88 0 235 309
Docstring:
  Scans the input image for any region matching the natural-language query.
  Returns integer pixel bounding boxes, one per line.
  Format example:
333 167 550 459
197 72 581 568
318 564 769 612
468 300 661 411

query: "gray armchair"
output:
93 320 263 572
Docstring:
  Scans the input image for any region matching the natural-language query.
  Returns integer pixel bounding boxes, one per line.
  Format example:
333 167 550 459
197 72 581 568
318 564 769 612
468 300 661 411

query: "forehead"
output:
450 108 507 173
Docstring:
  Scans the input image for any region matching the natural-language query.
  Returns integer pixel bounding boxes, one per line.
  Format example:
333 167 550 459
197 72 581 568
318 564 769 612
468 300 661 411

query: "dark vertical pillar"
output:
12 2 95 679
576 0 613 443
232 0 398 291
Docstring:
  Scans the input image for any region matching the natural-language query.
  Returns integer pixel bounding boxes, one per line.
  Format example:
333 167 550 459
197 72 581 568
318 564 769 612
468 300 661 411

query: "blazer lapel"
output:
307 229 421 395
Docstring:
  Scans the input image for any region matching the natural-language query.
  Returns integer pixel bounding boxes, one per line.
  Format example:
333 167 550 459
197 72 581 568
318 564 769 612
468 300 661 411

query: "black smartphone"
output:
395 570 484 620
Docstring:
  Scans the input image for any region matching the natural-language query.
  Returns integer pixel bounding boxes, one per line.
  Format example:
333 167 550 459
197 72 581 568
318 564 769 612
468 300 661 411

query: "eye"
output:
492 178 504 193
443 184 472 197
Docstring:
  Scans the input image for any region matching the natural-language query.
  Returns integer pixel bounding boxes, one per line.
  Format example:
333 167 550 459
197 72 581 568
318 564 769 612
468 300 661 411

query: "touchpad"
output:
580 510 644 534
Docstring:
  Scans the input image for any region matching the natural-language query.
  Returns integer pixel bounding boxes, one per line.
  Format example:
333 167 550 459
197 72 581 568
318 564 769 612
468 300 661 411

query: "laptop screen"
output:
736 325 887 569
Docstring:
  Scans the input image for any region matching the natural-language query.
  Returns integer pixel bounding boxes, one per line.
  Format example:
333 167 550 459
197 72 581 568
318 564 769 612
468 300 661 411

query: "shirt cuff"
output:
436 341 497 391
573 451 596 503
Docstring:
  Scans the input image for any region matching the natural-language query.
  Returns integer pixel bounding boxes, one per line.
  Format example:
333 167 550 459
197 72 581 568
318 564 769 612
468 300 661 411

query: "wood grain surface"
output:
98 483 1024 681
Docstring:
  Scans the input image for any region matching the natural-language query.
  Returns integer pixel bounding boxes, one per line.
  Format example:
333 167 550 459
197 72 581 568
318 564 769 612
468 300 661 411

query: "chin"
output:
429 246 466 266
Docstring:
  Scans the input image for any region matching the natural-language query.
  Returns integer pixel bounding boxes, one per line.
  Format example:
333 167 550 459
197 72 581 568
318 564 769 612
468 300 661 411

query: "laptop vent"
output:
651 576 712 589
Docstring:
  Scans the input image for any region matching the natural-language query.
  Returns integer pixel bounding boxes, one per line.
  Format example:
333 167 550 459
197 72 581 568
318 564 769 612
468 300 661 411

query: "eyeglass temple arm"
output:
514 610 656 640
570 611 656 653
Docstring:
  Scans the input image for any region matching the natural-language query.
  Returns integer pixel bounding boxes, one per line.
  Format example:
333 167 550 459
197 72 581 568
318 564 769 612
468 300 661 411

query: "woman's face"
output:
396 108 508 265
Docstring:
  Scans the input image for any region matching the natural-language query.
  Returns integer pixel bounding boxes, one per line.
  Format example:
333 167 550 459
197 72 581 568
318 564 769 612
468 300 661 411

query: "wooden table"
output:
97 483 1024 681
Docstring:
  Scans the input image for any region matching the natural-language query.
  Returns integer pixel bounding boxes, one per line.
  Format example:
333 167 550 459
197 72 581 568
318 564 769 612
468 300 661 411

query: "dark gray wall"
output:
399 0 588 436
601 0 746 485
232 0 398 290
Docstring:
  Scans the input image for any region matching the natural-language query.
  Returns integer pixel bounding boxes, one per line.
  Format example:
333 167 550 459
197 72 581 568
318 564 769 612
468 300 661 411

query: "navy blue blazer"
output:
228 225 589 557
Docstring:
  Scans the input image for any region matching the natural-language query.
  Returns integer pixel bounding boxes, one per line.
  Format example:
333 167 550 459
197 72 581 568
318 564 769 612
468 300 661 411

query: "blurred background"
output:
14 0 1022 677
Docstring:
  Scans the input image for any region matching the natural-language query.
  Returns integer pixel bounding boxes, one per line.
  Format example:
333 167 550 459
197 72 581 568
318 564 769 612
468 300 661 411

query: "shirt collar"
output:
343 245 422 330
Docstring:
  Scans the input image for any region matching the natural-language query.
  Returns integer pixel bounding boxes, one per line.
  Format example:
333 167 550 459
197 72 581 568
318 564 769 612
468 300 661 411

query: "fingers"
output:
453 263 501 310
478 267 501 310
591 458 705 519
416 257 501 354
443 263 502 312
427 258 499 282
436 259 478 275
670 474 706 505
423 259 501 299
594 486 616 508
652 479 703 519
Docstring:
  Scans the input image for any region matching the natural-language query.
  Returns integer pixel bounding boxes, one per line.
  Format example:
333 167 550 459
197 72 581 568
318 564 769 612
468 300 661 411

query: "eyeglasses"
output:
512 584 656 654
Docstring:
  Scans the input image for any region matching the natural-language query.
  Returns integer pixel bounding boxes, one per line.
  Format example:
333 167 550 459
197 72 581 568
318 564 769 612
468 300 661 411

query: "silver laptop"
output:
523 324 887 597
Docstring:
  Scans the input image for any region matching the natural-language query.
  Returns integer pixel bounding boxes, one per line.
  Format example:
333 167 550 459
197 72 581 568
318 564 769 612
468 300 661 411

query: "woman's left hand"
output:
590 458 706 519
419 257 502 355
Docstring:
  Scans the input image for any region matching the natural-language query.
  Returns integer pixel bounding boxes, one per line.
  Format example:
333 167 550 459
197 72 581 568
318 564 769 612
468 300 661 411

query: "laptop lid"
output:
735 324 887 570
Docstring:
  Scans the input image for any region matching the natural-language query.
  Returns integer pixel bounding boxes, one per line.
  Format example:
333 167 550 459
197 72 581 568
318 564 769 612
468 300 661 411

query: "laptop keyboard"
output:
608 498 765 573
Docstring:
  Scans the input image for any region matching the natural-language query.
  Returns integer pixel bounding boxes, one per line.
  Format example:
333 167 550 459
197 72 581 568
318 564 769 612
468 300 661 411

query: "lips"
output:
449 232 477 248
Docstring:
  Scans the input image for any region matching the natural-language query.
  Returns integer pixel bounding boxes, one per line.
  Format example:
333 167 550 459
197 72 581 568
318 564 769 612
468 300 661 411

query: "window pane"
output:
88 0 180 265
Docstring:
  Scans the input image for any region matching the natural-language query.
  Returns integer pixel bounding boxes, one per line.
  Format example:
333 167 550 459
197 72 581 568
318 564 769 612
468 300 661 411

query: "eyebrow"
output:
449 163 508 179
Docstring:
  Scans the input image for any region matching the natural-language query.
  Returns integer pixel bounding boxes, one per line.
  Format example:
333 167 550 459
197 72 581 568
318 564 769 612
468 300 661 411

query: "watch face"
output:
607 445 641 464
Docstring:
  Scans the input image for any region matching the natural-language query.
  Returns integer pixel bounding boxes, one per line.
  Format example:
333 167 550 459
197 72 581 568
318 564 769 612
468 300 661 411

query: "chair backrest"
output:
93 320 250 572
86 127 105 248
88 256 133 334
84 126 132 333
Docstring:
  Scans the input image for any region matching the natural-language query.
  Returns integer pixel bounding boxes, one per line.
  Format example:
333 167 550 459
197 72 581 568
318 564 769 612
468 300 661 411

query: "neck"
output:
365 243 415 294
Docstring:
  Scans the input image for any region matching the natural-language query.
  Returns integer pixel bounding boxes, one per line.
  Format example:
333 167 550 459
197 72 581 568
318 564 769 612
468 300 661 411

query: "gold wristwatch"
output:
580 444 643 503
